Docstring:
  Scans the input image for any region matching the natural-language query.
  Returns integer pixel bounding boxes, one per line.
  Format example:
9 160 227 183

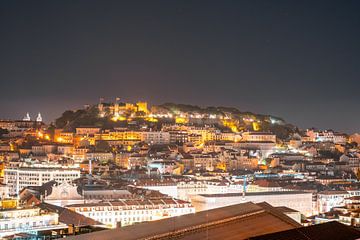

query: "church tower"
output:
36 113 42 122
23 112 31 121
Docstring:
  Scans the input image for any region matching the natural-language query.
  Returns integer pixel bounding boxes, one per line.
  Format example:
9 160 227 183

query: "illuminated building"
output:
112 115 127 122
191 191 313 216
220 149 259 170
147 160 179 174
0 199 17 209
188 134 203 145
127 154 147 169
175 117 188 124
85 152 114 162
57 145 75 155
76 127 101 135
72 202 302 240
339 153 360 169
305 129 348 144
0 183 9 198
222 119 239 132
140 131 170 144
317 190 350 213
115 152 131 168
241 132 276 143
252 121 261 131
66 198 195 228
54 130 74 144
0 207 64 238
125 103 137 112
96 131 141 142
30 144 57 156
187 127 217 143
136 101 148 113
36 112 42 122
43 181 84 207
219 132 241 142
350 133 360 145
0 120 37 137
97 98 150 119
23 112 31 121
193 154 218 171
169 131 188 144
4 163 81 196
145 117 158 122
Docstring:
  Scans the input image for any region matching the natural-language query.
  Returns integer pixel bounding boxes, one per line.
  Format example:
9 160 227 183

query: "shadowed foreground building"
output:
68 201 302 240
249 221 360 240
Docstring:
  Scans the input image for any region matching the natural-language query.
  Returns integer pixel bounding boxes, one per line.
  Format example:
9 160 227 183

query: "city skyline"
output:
1 2 360 238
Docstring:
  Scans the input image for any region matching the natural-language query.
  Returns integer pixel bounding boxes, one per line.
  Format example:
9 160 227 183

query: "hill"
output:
54 102 299 140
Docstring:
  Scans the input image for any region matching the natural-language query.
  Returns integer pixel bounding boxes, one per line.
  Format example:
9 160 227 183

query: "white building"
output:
317 190 350 213
0 207 65 238
306 129 347 144
66 198 195 228
86 152 114 161
4 164 81 196
140 131 170 144
57 145 74 155
44 181 84 207
191 191 313 216
241 132 276 143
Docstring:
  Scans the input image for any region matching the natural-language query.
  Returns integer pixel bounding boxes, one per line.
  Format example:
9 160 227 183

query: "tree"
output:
0 128 9 138
95 140 111 152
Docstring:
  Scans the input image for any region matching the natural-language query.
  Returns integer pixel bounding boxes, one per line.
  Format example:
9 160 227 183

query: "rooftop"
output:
68 201 301 240
198 191 309 198
249 221 360 240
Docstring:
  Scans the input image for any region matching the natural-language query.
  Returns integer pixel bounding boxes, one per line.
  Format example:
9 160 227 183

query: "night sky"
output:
0 1 359 133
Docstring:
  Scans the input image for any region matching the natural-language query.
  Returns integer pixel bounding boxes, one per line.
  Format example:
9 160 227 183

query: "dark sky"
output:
0 1 359 133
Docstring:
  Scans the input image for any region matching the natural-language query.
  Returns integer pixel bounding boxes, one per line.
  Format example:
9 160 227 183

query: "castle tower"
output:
136 101 148 114
114 97 120 116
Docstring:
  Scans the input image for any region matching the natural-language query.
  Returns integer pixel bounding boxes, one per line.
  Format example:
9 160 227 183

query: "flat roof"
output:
198 191 310 198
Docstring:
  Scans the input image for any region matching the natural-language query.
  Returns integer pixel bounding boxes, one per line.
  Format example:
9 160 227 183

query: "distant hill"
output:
54 103 299 140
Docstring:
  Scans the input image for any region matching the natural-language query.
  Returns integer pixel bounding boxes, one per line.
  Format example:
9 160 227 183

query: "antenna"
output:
242 175 246 200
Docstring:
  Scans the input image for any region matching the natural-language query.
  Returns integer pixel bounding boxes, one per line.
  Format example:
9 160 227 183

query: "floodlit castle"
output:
97 98 149 119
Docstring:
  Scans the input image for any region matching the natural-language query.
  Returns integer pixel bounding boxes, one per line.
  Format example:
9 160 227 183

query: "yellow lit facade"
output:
145 117 158 122
136 102 149 114
0 162 4 178
95 131 141 142
252 122 261 131
54 130 74 144
0 199 17 209
125 103 137 111
222 119 239 132
111 115 127 122
175 117 188 124
216 161 227 171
